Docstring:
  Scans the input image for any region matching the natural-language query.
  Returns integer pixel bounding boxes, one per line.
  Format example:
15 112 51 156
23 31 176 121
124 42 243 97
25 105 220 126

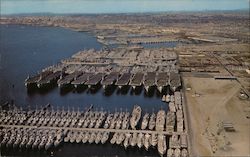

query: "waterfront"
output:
0 24 169 157
1 7 249 156
0 25 167 112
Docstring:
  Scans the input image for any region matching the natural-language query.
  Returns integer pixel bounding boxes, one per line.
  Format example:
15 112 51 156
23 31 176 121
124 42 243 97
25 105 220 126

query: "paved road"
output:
181 74 195 157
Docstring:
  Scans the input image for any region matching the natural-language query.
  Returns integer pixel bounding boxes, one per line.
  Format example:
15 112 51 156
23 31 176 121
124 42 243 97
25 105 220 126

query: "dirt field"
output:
183 77 250 156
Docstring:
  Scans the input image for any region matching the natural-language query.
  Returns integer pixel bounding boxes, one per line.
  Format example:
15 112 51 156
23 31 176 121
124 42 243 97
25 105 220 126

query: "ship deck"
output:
101 72 120 85
71 73 93 85
129 72 144 86
116 73 132 86
37 71 61 84
57 71 83 85
169 72 181 91
25 71 52 84
85 73 104 85
156 72 169 86
143 72 156 86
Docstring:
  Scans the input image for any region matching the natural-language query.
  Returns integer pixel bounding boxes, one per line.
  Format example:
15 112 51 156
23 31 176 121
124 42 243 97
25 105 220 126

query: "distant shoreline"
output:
1 9 249 17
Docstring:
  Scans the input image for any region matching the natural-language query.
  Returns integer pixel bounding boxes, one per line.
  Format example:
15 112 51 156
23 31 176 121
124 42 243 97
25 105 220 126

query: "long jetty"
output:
0 124 173 135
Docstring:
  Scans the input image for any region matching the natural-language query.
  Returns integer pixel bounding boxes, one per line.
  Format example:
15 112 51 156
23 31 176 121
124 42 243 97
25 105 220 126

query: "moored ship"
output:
130 105 142 130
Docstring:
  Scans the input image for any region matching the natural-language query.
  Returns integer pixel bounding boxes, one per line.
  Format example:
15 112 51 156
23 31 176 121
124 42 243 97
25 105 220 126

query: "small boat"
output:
141 113 149 130
174 148 181 157
148 113 156 130
116 133 125 145
82 132 90 144
101 132 109 144
123 133 131 149
167 148 174 157
88 132 96 144
181 148 188 157
130 132 137 147
157 134 167 157
137 133 144 148
110 133 119 144
162 95 166 101
144 133 151 151
95 132 102 144
150 133 157 147
130 105 142 130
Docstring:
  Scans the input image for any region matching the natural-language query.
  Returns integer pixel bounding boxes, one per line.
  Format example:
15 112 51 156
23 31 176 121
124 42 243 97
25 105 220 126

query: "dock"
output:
143 72 156 92
85 73 104 87
116 73 132 88
71 73 93 88
129 72 144 89
101 72 120 88
156 72 169 93
37 71 62 88
0 124 174 135
57 71 83 87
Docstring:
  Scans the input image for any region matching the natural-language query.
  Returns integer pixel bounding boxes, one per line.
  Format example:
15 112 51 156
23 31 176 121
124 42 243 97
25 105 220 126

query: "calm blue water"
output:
1 0 248 15
0 24 167 157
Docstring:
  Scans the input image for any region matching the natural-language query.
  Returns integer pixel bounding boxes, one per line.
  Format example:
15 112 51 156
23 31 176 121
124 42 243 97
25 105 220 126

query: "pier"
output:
0 124 174 135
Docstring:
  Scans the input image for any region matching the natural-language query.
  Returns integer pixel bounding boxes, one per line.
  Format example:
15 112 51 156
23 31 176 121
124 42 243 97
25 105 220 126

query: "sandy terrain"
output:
183 77 250 156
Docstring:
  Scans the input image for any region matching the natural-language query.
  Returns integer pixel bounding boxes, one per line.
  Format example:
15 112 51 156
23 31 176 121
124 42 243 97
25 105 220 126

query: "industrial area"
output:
1 11 250 157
